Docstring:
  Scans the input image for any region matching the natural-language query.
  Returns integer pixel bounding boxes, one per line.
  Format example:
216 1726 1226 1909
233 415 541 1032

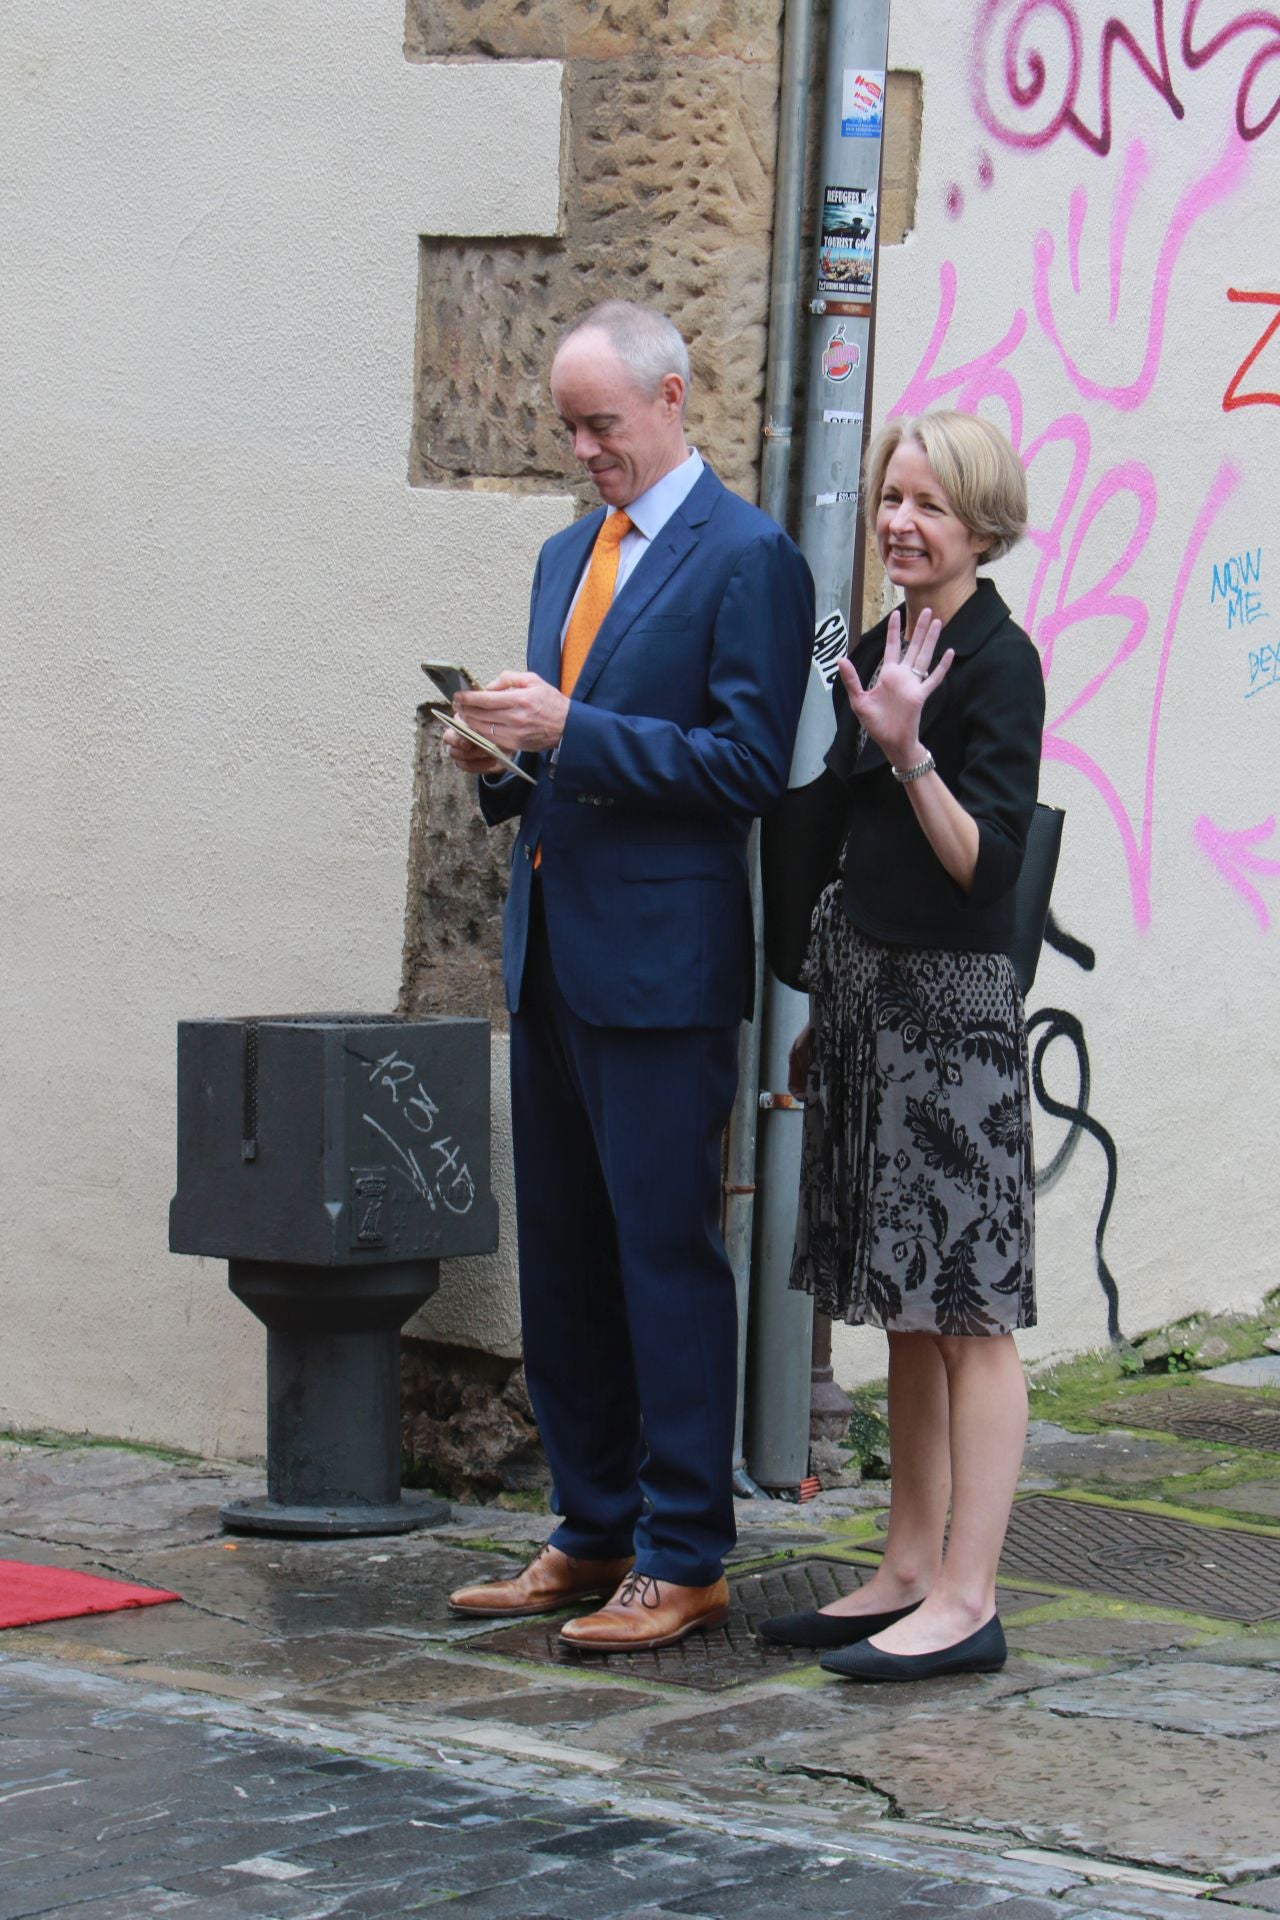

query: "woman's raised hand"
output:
836 606 953 770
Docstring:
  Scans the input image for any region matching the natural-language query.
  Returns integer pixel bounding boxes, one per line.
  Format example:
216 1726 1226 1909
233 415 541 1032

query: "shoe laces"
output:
618 1570 662 1611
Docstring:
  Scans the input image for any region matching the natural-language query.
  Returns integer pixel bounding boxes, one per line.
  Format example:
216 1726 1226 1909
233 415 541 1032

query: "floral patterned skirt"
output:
789 883 1036 1335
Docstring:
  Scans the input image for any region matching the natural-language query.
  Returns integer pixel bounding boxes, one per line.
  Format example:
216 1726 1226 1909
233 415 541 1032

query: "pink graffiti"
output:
972 0 1280 155
1067 184 1086 291
1193 814 1280 928
1042 461 1238 929
1107 137 1150 321
1033 135 1246 409
890 139 1250 929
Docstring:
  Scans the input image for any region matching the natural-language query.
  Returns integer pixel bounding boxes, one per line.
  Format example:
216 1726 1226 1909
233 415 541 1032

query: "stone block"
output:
401 712 516 1025
1204 1356 1280 1389
1217 1880 1280 1913
1030 1660 1280 1737
400 1337 549 1501
809 1706 1280 1878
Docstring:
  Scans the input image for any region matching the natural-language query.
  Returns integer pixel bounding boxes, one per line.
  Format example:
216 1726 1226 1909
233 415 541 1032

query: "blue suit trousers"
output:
510 883 740 1586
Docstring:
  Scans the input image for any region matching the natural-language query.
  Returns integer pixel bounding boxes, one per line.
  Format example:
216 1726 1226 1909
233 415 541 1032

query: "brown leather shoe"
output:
558 1570 730 1651
448 1544 635 1619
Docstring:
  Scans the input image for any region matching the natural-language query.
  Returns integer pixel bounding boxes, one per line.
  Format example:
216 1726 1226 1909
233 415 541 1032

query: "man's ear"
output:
659 372 686 418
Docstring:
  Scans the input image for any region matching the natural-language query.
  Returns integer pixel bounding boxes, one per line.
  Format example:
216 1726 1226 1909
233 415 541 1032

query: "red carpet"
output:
0 1560 180 1629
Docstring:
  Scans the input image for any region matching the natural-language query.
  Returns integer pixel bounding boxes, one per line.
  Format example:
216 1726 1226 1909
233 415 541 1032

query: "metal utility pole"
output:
745 0 892 1492
726 0 816 1497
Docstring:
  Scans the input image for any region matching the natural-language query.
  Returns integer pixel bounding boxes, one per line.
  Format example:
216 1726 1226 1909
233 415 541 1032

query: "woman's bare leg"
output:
868 1331 1026 1652
823 1331 950 1617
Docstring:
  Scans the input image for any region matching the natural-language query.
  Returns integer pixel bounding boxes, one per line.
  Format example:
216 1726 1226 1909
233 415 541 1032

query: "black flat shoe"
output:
819 1614 1007 1680
755 1599 922 1649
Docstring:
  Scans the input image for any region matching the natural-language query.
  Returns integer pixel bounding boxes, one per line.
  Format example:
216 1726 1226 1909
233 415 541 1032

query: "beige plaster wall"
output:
6 0 1278 1458
0 3 567 1453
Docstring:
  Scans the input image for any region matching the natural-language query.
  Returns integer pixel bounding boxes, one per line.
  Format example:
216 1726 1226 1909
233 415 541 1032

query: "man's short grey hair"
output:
558 301 691 400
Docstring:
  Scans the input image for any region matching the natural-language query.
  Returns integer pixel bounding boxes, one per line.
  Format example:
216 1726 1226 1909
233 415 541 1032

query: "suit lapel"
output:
529 510 603 684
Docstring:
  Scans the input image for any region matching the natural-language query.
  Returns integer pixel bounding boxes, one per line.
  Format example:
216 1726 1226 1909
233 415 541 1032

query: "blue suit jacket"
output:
480 464 814 1028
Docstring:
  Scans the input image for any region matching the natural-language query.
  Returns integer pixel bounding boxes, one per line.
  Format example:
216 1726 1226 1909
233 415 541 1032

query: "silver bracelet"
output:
890 751 936 784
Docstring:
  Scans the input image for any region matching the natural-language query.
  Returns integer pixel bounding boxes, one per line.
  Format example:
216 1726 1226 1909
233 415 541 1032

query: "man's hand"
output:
454 671 571 754
440 725 506 777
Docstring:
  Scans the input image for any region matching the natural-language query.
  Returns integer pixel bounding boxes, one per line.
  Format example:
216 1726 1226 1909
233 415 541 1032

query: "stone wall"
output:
406 0 788 513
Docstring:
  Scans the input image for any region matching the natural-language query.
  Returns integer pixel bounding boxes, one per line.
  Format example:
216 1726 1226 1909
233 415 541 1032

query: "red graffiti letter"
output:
1222 287 1280 411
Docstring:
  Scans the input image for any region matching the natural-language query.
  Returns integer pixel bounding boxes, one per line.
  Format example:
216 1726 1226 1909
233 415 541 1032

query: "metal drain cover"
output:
464 1558 1042 1689
999 1496 1280 1621
1095 1386 1280 1454
465 1558 865 1689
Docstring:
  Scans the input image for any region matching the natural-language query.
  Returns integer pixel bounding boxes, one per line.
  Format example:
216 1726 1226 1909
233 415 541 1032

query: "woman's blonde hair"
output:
863 411 1028 563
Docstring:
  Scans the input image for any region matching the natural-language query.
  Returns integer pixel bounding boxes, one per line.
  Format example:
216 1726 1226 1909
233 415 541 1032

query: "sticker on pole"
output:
817 188 876 301
841 69 885 138
821 323 861 384
813 610 850 686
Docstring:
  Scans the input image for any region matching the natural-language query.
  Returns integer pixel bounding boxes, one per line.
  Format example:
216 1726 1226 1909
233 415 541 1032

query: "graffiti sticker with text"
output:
821 324 861 383
817 188 876 301
841 69 885 139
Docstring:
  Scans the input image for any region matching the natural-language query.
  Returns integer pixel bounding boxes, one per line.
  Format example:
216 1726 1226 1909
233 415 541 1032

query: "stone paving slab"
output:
93 1533 500 1636
1019 1424 1219 1486
790 1704 1280 1878
0 1445 263 1551
1 1612 449 1697
1180 1481 1280 1521
1030 1659 1280 1735
1003 1617 1205 1659
287 1650 552 1712
1169 1628 1280 1668
1216 1881 1280 1913
1204 1358 1280 1389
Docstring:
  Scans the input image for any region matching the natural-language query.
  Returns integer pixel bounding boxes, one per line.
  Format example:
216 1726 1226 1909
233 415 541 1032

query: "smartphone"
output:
420 662 481 705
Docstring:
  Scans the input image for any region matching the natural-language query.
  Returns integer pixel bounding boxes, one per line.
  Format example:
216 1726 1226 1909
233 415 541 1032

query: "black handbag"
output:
1008 802 1065 995
763 785 1064 999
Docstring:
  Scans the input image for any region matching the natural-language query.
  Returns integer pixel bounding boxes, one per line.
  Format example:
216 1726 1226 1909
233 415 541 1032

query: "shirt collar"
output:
614 448 704 543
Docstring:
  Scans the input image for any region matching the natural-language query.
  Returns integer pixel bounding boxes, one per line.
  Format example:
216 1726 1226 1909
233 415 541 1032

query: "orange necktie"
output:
534 510 633 871
560 510 634 694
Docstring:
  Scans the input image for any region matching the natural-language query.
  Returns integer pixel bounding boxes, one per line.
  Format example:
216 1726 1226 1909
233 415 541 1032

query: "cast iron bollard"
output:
169 1014 499 1537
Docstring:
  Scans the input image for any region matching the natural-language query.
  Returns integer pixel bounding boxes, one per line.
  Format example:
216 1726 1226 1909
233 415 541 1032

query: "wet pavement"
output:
3 1355 1280 1917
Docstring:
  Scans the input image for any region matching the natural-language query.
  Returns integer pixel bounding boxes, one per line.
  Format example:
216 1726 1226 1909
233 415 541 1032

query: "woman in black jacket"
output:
759 411 1044 1681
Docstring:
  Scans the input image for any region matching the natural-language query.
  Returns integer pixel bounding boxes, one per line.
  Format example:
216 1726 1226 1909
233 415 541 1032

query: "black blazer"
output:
826 579 1045 955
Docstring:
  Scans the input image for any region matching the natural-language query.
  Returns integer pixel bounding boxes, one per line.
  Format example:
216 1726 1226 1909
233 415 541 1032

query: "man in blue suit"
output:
445 302 813 1651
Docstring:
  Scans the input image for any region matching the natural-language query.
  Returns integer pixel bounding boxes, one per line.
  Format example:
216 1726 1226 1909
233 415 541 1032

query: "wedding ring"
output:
910 666 928 680
490 722 497 740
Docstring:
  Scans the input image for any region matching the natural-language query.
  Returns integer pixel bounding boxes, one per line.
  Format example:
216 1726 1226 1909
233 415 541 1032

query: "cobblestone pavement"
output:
3 1348 1280 1920
0 1659 1227 1920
